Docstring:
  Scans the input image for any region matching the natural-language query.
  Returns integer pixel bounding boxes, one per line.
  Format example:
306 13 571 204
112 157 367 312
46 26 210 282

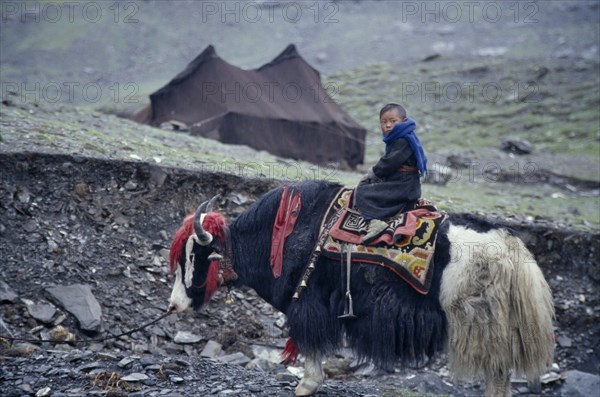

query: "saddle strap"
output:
292 187 346 300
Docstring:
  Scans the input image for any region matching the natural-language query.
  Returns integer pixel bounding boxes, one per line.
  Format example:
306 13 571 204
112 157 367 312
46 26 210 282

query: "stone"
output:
35 387 51 397
228 193 250 205
76 362 103 372
218 352 251 366
276 372 297 382
23 220 37 233
174 358 191 367
174 331 203 344
16 186 31 203
251 344 283 364
561 370 600 397
27 303 57 324
160 120 189 132
148 165 168 188
245 358 279 372
557 335 573 347
45 284 102 332
446 154 473 169
0 279 18 302
422 53 441 62
200 340 222 358
118 357 136 368
6 342 40 356
121 373 149 382
97 352 118 361
501 138 533 154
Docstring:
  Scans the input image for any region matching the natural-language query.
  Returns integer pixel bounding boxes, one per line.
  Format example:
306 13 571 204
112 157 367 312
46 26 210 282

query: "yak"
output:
167 180 555 397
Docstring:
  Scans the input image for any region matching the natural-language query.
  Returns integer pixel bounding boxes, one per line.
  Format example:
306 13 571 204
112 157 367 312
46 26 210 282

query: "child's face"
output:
380 109 407 135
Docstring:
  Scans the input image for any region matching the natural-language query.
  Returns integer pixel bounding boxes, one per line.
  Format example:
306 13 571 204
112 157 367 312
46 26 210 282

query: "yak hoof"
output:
295 378 321 396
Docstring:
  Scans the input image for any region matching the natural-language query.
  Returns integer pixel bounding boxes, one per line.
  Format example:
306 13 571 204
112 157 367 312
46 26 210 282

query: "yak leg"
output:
295 352 324 396
484 369 511 397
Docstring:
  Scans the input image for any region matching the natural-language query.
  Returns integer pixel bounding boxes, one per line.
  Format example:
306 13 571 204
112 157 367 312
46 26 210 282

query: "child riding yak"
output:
356 103 427 242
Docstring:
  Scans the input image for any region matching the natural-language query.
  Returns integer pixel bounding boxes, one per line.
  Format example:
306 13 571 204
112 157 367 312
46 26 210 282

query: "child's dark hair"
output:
379 103 407 119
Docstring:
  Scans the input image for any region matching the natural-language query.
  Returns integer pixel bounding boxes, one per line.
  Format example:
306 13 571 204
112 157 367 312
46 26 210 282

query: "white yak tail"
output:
440 225 555 388
505 231 555 379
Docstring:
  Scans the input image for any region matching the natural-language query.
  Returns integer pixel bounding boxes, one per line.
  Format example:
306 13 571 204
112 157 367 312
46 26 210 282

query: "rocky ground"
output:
0 147 598 396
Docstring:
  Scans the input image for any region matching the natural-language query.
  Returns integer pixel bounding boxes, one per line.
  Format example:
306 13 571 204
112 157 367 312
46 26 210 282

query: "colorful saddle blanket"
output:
321 189 447 294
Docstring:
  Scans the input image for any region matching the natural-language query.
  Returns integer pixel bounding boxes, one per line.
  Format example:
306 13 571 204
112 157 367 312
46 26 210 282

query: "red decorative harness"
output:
270 186 302 279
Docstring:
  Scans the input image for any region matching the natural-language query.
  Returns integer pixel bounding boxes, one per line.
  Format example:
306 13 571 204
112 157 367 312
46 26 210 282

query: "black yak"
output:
167 180 554 397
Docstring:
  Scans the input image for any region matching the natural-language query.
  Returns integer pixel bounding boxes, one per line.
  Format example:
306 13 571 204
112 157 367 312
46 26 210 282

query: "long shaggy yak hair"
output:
169 180 555 393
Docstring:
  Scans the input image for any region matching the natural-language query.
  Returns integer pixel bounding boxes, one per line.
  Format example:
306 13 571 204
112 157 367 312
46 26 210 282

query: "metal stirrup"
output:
339 244 357 319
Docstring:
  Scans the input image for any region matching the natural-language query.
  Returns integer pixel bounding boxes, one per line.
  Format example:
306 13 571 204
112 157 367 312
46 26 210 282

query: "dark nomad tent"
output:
133 44 366 169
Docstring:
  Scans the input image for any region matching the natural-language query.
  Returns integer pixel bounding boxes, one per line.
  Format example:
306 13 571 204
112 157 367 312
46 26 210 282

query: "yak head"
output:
168 196 228 312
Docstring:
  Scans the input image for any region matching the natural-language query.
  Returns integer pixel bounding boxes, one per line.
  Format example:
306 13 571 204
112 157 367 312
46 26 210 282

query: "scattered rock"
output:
501 138 533 154
35 387 51 397
0 145 596 397
535 66 550 80
422 53 441 62
200 340 223 358
1 342 40 356
251 344 283 364
174 331 203 344
561 370 600 397
22 220 37 233
276 371 297 383
228 192 251 205
73 182 90 200
121 373 149 382
160 120 189 132
118 357 137 368
0 279 19 302
557 335 573 348
218 352 251 366
446 154 473 169
27 303 57 324
45 284 103 333
148 165 168 188
16 186 31 203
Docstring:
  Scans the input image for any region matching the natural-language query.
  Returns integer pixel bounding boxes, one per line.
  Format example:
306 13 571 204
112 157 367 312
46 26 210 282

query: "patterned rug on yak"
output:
321 189 447 294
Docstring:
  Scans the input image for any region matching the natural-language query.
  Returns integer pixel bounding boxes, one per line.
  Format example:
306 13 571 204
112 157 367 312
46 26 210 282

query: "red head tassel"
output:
169 214 194 273
202 212 228 243
169 211 228 273
203 259 220 301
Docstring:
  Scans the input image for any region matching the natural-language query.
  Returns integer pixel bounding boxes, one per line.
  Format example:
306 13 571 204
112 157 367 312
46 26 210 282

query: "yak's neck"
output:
227 218 280 306
223 180 343 311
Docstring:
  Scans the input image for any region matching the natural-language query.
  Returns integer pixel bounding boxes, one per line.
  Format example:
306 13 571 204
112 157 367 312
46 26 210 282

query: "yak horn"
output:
193 194 220 245
193 204 212 245
206 194 220 213
196 199 209 214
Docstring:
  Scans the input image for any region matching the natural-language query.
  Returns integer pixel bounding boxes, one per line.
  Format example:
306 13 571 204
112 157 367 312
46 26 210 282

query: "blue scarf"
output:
382 118 427 175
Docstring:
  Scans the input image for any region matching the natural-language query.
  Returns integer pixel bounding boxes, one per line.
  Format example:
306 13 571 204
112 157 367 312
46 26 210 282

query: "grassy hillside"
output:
1 1 598 229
